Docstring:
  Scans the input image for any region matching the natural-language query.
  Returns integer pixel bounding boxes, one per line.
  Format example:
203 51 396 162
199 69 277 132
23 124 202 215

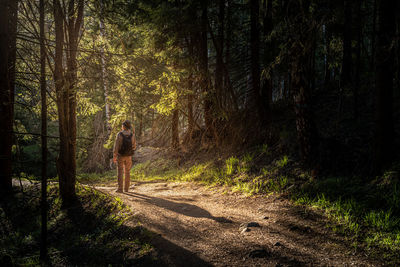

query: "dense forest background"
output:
2 0 399 188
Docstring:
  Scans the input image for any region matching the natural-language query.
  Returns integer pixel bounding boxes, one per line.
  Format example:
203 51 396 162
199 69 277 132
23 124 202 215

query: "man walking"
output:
113 120 136 192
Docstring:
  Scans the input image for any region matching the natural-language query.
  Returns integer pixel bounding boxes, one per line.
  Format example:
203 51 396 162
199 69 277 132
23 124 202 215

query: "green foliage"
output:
259 144 271 156
276 155 289 168
130 151 289 196
237 153 254 173
225 156 239 176
364 210 400 232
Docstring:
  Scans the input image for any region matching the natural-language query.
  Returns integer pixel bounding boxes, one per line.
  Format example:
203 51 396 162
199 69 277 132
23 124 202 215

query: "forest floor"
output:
92 147 382 266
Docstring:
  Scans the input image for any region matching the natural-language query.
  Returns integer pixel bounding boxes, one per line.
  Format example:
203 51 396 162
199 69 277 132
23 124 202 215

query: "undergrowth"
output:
131 149 292 196
291 173 400 264
0 184 156 266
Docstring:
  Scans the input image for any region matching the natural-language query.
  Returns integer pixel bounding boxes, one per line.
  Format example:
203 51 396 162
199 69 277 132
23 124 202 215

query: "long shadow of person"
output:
124 192 233 223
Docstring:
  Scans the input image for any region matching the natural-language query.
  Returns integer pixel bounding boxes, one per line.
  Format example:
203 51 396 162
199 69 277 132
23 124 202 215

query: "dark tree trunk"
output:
398 2 400 95
99 0 111 136
250 0 263 122
39 0 48 261
187 88 194 140
341 0 353 87
289 0 318 167
225 0 231 107
261 0 273 123
215 0 225 110
138 111 143 141
187 38 194 141
340 0 353 113
200 0 213 139
373 0 396 173
172 109 179 149
53 0 84 208
371 0 377 71
0 0 17 196
292 59 317 166
323 24 331 88
353 0 362 121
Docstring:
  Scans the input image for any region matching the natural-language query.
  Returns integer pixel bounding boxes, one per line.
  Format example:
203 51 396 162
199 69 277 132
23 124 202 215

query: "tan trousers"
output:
117 155 132 191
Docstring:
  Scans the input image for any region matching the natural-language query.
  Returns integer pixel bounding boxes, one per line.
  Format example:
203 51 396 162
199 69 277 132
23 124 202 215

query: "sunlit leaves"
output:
77 91 102 117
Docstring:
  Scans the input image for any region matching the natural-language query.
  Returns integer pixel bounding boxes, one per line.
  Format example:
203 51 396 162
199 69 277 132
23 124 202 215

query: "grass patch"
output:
131 152 292 195
0 184 156 266
291 175 400 264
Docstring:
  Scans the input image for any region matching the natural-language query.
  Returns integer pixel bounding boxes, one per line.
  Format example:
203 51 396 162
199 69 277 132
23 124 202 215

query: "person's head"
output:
122 120 132 131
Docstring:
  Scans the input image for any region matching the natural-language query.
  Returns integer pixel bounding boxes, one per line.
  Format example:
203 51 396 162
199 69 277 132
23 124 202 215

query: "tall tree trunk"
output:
187 91 194 140
341 0 353 87
187 38 194 141
353 0 362 121
371 0 377 71
138 111 143 141
53 0 84 208
292 58 317 166
172 109 179 149
224 0 238 110
99 0 111 136
39 0 48 261
397 2 400 95
323 24 331 88
250 0 263 122
339 0 353 113
373 0 396 173
261 0 273 122
289 0 318 167
215 0 225 110
0 0 17 196
200 0 213 140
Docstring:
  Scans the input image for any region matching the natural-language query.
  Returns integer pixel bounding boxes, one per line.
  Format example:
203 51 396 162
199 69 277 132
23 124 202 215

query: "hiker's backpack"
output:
118 132 134 156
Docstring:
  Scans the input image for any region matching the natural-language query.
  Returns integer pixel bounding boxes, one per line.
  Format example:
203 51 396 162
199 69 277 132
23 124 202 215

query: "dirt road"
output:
96 181 377 266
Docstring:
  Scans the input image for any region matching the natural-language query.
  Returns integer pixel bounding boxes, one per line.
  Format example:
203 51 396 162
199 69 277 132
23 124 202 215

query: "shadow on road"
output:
125 191 233 223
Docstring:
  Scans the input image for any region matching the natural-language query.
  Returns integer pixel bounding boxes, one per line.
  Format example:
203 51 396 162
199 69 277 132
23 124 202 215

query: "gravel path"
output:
96 181 378 266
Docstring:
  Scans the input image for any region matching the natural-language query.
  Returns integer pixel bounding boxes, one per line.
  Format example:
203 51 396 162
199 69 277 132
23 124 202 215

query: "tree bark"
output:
261 0 273 123
371 0 377 71
353 0 362 121
138 111 143 141
200 0 213 140
0 0 18 196
225 0 231 108
215 0 225 110
292 58 317 166
339 0 353 113
224 0 238 111
341 0 353 87
99 0 111 136
323 24 331 88
53 0 84 208
39 0 48 261
289 0 318 167
172 109 179 149
187 38 194 141
250 0 263 122
373 0 396 173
